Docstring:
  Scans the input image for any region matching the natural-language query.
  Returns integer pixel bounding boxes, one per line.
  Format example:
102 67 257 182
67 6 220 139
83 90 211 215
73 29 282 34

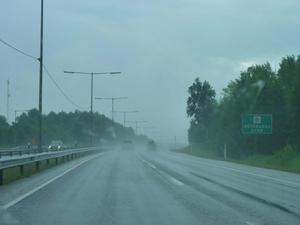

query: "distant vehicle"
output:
122 140 134 150
147 140 157 150
48 140 63 151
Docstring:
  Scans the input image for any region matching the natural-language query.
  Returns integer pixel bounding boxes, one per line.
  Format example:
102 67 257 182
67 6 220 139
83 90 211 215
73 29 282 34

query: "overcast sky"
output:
1 0 300 144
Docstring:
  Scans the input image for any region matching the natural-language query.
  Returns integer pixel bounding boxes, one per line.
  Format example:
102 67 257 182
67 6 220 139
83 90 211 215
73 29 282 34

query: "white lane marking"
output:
168 153 300 187
168 177 184 186
3 153 103 209
245 222 261 225
141 159 156 169
140 158 184 186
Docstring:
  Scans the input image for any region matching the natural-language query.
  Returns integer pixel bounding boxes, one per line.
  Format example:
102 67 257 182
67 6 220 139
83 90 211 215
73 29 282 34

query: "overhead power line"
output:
0 37 87 111
0 38 38 60
43 64 87 110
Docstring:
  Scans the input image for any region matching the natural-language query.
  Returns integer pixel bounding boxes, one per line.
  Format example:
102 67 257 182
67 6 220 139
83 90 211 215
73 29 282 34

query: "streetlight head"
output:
64 71 75 74
109 72 121 74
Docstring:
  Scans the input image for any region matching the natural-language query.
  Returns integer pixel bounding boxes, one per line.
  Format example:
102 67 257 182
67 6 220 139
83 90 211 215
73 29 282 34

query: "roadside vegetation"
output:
179 144 300 173
185 55 300 173
0 110 135 147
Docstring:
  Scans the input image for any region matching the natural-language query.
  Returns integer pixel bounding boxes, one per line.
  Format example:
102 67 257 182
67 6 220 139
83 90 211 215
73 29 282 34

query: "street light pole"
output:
6 80 10 123
90 72 94 136
91 72 94 115
114 110 139 127
38 0 44 152
126 121 147 135
112 98 114 122
64 71 121 145
95 97 128 123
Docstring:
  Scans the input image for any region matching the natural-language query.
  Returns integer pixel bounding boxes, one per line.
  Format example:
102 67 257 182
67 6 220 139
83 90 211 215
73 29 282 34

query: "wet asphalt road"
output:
1 148 300 225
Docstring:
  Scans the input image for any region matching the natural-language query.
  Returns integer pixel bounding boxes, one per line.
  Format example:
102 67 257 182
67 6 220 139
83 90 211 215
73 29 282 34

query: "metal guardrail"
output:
0 149 38 158
0 147 102 170
0 146 103 185
0 145 77 158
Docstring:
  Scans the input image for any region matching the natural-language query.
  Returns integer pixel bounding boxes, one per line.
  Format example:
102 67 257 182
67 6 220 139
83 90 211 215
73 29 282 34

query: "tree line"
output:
187 55 300 158
0 109 135 147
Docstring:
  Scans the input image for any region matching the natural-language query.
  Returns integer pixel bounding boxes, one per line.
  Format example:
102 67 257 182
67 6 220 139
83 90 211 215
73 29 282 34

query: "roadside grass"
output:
230 154 300 174
177 145 220 160
0 145 11 150
177 144 300 174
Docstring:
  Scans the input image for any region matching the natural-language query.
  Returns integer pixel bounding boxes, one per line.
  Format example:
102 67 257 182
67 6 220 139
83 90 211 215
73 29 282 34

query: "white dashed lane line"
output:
140 157 184 186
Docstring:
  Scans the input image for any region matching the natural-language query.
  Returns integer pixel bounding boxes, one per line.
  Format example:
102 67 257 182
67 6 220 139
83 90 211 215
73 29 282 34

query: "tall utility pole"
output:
6 80 10 122
64 71 121 144
95 97 127 123
114 110 138 127
38 0 44 152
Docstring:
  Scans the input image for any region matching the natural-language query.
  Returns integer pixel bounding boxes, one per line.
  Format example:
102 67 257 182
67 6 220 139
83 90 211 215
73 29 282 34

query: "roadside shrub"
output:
273 144 298 166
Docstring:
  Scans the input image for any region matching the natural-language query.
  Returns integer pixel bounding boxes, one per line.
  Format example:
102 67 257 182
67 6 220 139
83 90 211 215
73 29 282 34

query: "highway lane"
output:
1 148 300 225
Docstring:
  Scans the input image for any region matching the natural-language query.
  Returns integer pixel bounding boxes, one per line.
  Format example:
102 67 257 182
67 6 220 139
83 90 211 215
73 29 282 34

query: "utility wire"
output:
0 38 38 60
43 64 87 110
0 37 87 111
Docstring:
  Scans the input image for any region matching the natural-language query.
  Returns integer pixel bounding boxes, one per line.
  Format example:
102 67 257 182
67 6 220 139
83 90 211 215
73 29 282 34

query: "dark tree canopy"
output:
186 55 300 157
0 109 135 147
187 78 216 143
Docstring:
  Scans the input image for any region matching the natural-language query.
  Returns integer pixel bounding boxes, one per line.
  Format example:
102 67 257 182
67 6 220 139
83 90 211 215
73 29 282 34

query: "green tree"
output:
0 115 10 146
187 78 216 143
277 55 300 146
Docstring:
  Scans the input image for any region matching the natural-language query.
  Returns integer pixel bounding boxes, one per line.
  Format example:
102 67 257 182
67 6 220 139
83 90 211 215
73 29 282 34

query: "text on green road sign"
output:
242 114 272 134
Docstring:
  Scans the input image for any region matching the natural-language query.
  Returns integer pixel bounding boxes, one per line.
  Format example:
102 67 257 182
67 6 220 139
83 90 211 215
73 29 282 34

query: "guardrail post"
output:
36 161 40 171
224 144 227 160
0 169 3 185
20 165 24 176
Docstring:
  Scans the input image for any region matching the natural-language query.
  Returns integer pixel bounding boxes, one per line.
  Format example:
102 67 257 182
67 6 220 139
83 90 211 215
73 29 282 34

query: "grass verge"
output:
177 144 300 174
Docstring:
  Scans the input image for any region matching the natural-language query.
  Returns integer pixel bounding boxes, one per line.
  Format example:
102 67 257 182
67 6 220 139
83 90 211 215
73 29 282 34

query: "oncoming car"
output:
147 140 157 151
48 140 63 151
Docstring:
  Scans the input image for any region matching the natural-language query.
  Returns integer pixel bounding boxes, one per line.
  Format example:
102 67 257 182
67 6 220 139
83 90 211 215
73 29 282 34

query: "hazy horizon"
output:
1 0 300 144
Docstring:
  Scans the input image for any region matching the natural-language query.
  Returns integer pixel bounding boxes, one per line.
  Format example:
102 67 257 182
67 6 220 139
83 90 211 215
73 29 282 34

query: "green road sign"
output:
242 114 272 134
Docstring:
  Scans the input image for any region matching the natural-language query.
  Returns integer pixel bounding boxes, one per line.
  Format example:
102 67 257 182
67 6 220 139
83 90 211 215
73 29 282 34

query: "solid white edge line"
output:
201 162 300 187
168 153 300 187
3 153 103 210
